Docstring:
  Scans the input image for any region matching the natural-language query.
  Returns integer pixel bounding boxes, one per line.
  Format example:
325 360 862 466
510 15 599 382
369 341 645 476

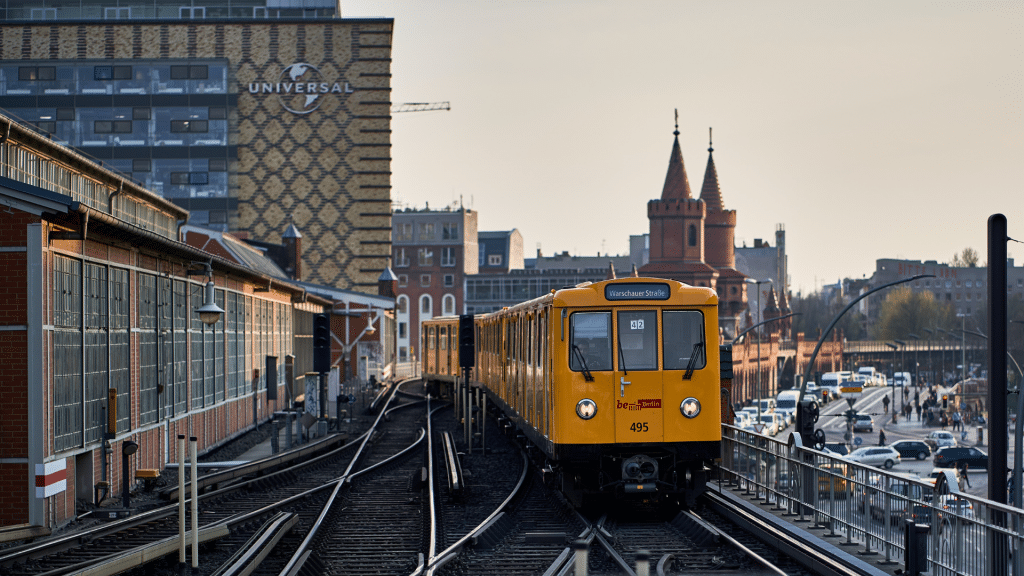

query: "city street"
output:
816 385 1013 498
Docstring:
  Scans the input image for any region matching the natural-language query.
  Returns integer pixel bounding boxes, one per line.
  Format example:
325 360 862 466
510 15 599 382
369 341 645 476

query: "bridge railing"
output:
717 425 1023 576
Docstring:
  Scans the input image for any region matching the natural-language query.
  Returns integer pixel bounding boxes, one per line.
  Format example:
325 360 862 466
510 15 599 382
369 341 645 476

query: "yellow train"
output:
422 277 722 506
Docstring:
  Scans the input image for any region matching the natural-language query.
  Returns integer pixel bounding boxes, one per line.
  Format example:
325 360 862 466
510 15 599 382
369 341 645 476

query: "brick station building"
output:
0 114 334 531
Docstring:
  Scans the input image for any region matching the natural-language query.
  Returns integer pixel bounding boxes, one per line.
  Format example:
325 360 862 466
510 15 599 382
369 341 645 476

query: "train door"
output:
613 310 663 443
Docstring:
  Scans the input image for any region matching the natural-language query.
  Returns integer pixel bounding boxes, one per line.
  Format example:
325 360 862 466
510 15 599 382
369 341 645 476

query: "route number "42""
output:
629 422 649 432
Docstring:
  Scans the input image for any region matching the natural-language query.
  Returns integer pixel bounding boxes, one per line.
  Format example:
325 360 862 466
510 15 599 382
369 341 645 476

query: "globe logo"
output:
279 63 325 115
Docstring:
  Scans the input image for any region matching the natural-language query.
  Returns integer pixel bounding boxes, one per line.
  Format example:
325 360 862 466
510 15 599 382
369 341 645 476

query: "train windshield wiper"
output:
572 344 595 382
617 336 628 376
683 341 705 381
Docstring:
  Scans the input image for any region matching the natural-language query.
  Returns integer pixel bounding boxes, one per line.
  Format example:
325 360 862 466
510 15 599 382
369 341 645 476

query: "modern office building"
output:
0 3 393 291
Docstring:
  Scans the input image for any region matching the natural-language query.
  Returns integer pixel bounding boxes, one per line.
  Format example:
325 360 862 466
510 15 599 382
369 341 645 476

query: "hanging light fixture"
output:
197 281 225 326
188 261 225 326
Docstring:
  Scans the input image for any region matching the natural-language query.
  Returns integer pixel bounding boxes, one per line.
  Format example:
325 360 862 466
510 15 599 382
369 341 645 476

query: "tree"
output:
949 247 980 268
790 288 867 341
873 287 955 340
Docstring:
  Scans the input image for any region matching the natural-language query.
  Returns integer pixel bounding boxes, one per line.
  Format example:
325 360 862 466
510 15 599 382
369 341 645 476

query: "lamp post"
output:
885 342 898 414
744 278 772 426
908 333 921 389
922 328 934 386
894 339 907 411
956 313 968 385
938 328 956 386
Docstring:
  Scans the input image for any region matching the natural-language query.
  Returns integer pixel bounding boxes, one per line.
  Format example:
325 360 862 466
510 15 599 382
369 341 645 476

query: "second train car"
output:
422 277 722 506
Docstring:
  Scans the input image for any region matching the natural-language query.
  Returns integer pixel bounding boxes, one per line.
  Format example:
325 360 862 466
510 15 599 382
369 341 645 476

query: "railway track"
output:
2 380 882 576
0 379 419 576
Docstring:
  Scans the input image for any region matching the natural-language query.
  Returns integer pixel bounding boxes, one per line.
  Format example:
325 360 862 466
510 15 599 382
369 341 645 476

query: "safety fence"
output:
717 425 1024 576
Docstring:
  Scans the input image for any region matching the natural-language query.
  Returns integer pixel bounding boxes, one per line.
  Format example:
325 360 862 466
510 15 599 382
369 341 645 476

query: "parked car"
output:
847 446 901 469
933 446 988 470
852 413 874 433
890 440 931 461
925 430 958 451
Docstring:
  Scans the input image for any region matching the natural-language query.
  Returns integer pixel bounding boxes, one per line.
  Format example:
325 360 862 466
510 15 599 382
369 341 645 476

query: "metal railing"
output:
717 425 1024 576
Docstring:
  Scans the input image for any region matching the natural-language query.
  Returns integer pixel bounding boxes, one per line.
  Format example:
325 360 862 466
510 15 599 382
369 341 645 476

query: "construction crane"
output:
391 102 450 114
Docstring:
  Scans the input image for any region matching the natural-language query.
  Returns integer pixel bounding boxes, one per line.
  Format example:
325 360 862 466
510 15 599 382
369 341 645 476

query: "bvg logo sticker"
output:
616 399 661 411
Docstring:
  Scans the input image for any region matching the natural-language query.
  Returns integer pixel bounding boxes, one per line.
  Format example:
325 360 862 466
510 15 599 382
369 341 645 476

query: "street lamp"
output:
744 277 772 426
956 313 968 385
894 339 907 411
938 328 956 386
908 333 921 390
186 261 225 326
885 342 898 415
922 329 934 386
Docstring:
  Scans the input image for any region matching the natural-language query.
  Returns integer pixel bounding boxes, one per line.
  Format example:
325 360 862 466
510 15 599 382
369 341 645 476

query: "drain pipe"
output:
107 181 122 216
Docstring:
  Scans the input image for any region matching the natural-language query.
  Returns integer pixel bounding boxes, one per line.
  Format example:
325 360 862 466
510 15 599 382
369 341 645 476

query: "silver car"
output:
847 446 901 469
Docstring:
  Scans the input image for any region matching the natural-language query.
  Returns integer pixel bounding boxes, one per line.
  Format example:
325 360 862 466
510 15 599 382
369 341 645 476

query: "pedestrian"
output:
960 462 971 488
879 429 886 446
882 394 890 414
916 403 922 422
952 411 962 432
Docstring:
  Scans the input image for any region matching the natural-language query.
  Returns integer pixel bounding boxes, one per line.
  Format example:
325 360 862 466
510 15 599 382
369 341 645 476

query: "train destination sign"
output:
605 283 671 301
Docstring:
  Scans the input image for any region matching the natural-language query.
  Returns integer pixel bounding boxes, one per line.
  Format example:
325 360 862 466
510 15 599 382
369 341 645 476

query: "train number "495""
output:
629 422 649 432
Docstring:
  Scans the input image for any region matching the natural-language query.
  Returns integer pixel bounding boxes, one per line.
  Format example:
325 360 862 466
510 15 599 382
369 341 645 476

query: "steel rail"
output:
684 510 787 576
0 380 420 575
702 489 854 576
277 380 414 576
423 432 530 575
211 512 298 576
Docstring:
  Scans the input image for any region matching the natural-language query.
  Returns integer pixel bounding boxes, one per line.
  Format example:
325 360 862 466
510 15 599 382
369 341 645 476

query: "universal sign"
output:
248 62 352 115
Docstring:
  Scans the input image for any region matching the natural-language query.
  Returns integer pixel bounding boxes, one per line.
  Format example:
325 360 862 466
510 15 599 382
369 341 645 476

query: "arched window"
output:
443 294 456 316
420 294 432 317
688 224 697 246
397 295 408 315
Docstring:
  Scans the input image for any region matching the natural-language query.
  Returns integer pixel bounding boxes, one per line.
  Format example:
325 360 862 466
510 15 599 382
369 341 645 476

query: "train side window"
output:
439 327 447 350
617 310 657 370
662 311 705 371
428 327 436 350
569 312 611 372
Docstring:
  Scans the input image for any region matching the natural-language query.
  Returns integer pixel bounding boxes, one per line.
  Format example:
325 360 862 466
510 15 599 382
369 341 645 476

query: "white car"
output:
926 430 958 450
758 413 780 436
847 446 901 469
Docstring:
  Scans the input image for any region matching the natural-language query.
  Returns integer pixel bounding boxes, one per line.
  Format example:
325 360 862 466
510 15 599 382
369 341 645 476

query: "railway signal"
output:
313 313 331 373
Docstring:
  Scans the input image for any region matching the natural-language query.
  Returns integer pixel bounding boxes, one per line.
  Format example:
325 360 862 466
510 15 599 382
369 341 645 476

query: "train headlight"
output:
680 397 701 418
576 398 597 420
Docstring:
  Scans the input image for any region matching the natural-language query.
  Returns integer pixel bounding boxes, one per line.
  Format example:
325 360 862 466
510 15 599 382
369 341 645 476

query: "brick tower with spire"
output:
639 112 719 288
639 114 747 338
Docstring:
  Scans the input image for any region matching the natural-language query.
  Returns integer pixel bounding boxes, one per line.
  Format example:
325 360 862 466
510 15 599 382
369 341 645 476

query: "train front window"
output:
663 310 706 371
569 312 612 371
617 310 657 370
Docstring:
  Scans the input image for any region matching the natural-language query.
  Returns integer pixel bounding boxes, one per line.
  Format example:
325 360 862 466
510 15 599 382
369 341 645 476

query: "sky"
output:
343 1 1022 296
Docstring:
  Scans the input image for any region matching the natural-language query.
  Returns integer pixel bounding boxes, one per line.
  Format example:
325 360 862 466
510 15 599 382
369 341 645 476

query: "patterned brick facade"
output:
0 19 393 292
